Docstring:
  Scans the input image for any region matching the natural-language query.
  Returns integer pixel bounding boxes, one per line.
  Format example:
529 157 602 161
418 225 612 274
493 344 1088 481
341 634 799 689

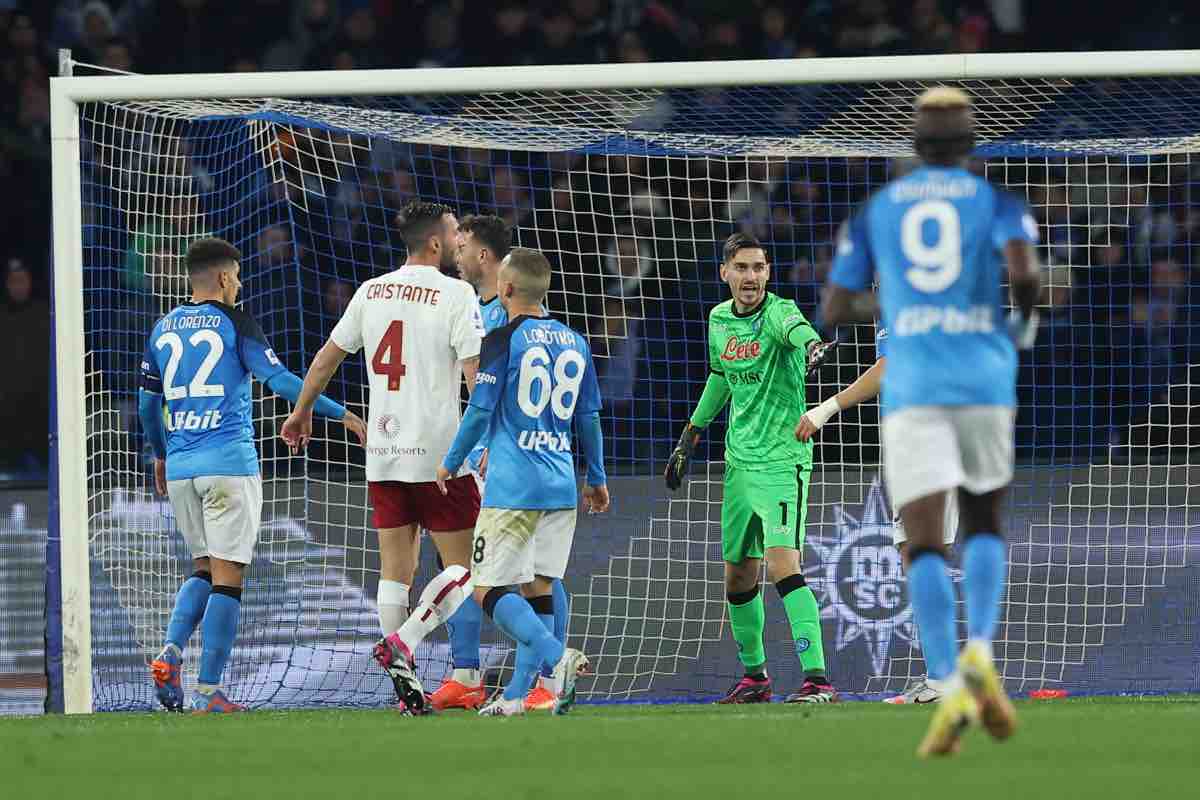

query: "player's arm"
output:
575 344 610 513
821 212 877 328
664 366 730 492
995 192 1043 349
453 284 486 397
436 326 501 493
137 339 168 496
796 356 885 441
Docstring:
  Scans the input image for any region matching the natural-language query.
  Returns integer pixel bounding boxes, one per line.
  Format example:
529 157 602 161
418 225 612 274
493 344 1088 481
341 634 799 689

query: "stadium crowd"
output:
4 0 1200 478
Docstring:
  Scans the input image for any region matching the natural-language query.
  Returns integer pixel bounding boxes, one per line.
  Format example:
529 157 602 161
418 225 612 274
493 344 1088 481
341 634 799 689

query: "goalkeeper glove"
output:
805 337 839 379
1006 309 1040 350
664 423 702 492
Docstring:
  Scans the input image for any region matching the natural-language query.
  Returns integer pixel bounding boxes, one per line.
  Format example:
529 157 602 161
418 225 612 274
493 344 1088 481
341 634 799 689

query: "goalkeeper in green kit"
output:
666 233 839 703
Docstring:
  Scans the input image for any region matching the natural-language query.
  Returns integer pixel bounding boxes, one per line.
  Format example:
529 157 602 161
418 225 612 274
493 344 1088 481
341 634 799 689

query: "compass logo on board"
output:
377 414 400 440
801 477 958 675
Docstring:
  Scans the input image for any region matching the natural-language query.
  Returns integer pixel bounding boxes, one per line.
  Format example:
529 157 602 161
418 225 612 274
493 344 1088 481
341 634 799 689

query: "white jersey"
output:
331 264 484 482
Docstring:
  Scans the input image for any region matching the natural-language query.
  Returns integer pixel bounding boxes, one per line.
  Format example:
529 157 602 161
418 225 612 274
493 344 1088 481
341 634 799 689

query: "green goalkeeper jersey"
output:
690 292 821 471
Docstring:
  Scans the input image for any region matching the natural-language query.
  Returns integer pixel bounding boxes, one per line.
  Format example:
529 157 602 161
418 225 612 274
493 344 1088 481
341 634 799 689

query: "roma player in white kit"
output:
282 202 485 640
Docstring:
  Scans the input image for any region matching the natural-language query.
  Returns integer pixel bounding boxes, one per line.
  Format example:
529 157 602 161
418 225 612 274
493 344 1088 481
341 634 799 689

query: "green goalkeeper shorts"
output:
721 463 811 564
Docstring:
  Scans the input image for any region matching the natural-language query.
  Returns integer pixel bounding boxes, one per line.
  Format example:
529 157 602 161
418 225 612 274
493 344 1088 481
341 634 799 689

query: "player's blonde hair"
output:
915 86 972 111
501 247 552 302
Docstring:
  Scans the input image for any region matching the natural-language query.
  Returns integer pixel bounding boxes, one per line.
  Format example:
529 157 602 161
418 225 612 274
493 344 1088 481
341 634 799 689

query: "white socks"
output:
395 565 472 655
377 580 410 636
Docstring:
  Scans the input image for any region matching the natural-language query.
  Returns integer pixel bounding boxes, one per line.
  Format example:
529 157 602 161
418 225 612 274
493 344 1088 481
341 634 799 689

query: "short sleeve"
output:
139 332 163 393
766 298 817 350
992 189 1039 250
330 284 367 354
234 310 287 384
450 284 485 361
829 208 874 292
576 346 603 415
875 325 889 359
469 326 511 412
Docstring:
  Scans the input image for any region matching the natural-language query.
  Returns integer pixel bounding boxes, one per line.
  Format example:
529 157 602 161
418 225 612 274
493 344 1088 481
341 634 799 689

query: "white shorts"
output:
882 405 1014 512
471 507 577 587
167 474 263 565
890 488 959 546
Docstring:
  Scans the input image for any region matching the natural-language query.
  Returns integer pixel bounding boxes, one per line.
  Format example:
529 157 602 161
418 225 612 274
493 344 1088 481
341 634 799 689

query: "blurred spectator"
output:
322 278 353 320
835 0 907 56
603 233 654 299
476 2 538 67
73 1 119 65
1040 263 1076 329
909 0 955 53
417 10 466 69
594 297 643 414
537 7 589 64
0 258 49 473
98 37 134 72
262 0 339 71
569 0 611 63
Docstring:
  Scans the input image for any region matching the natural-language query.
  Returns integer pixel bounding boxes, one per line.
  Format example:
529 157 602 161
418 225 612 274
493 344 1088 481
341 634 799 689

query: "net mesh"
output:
73 74 1200 709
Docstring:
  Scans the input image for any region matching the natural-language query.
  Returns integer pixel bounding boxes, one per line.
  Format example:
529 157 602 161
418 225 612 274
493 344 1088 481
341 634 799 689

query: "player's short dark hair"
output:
397 201 453 252
186 237 241 276
723 233 765 264
504 247 552 299
459 214 512 261
913 86 976 165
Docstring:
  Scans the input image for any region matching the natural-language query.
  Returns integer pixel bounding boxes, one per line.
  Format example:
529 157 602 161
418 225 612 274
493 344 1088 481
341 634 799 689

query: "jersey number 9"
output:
517 346 585 421
901 199 962 293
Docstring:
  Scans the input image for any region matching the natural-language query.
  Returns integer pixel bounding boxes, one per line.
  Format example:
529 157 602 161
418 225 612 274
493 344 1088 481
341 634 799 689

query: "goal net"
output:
55 58 1200 710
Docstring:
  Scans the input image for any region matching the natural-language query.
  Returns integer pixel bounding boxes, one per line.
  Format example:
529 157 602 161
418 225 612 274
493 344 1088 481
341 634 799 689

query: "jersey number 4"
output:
371 320 407 391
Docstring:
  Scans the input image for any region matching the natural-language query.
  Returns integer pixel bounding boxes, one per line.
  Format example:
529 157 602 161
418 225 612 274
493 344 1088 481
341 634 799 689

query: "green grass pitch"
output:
3 697 1197 800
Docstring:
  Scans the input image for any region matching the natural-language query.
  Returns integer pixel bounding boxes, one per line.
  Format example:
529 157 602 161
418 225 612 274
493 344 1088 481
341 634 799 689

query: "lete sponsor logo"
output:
720 336 761 362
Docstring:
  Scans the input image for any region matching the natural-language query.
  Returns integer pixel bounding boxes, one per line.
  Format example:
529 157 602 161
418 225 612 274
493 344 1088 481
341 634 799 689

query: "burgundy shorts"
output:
368 476 481 532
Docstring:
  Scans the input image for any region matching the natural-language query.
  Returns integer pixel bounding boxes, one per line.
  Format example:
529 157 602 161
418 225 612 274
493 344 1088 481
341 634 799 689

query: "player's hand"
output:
1006 309 1040 350
153 458 167 497
342 411 367 446
805 337 839 379
664 423 701 492
280 409 314 454
583 484 610 514
435 465 452 495
478 448 489 479
795 413 820 442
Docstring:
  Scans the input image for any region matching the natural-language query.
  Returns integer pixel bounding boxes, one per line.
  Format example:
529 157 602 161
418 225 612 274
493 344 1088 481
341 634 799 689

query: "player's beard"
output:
439 244 461 278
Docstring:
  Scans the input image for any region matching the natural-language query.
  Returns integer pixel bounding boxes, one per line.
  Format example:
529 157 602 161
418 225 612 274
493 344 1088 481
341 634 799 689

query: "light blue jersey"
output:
470 314 602 510
479 294 508 334
140 301 285 480
830 165 1038 415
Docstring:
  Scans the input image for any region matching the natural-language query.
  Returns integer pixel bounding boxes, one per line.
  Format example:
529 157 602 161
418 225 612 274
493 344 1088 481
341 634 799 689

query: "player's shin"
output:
539 581 568 686
775 575 826 677
726 586 767 674
906 548 959 681
377 579 410 636
482 588 564 670
961 532 1006 646
391 565 471 654
164 570 212 653
445 597 483 677
197 585 242 691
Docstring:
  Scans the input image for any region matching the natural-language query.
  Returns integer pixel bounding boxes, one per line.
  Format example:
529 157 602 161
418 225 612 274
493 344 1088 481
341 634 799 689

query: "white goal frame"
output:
49 49 1200 713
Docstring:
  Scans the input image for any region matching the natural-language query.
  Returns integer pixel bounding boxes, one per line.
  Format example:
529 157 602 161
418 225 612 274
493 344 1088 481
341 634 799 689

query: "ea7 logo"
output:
518 430 571 452
166 409 223 432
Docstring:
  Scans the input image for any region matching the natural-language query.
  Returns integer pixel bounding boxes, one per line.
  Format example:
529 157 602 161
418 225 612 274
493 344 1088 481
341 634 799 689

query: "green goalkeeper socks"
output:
776 575 826 676
727 586 766 671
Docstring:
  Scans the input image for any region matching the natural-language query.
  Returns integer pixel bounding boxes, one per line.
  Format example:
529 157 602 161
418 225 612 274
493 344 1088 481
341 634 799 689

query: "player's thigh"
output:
952 406 1015 497
376 525 419 582
194 474 261 566
882 406 965 512
166 478 208 559
471 508 537 589
532 509 577 580
416 475 481 536
755 465 809 553
721 465 764 564
890 490 958 547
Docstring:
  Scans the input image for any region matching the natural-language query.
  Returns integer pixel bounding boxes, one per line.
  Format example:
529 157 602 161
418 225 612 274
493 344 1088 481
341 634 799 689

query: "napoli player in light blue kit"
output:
373 247 606 717
139 237 365 712
822 88 1041 756
429 214 569 712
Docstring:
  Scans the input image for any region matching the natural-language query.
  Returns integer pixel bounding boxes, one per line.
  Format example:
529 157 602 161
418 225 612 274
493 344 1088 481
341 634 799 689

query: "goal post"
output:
50 51 1200 713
